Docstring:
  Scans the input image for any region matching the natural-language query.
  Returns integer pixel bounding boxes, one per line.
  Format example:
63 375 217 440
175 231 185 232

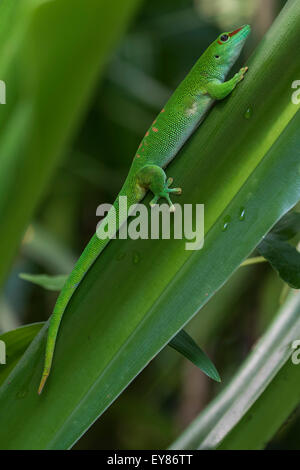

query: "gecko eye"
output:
215 55 220 59
220 34 229 42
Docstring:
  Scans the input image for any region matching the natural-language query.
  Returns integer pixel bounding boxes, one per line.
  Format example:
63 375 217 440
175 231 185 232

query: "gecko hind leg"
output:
136 165 182 212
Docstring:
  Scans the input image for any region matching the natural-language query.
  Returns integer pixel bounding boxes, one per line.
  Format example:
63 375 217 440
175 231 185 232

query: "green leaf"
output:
268 211 300 241
22 224 76 273
218 360 300 450
0 0 300 450
0 0 142 288
22 268 223 381
19 273 68 292
169 330 221 382
258 238 300 288
0 323 45 387
256 210 300 287
170 290 300 450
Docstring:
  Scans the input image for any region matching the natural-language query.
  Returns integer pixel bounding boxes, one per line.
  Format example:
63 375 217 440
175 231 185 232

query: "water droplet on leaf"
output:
222 215 231 231
132 252 141 264
244 107 252 119
16 389 28 399
116 252 126 261
239 207 246 221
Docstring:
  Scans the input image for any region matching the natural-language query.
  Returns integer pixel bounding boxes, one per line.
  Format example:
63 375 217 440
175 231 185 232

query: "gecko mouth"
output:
229 27 244 37
230 24 251 42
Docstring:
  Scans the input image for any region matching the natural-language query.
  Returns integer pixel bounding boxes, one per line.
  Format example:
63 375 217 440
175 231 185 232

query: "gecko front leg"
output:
136 165 182 212
205 67 248 100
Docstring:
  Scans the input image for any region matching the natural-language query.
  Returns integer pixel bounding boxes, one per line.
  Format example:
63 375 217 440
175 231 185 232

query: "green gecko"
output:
38 24 251 394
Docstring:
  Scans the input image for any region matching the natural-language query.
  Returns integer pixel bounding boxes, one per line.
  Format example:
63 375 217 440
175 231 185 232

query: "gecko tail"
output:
38 372 49 395
37 191 135 395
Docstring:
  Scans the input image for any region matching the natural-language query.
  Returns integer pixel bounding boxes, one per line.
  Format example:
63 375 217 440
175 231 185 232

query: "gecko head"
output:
212 25 251 72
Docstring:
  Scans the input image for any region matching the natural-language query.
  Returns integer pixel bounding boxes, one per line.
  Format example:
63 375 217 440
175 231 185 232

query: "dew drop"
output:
239 207 246 221
16 389 28 399
222 215 231 232
116 252 126 261
244 107 252 119
132 251 141 264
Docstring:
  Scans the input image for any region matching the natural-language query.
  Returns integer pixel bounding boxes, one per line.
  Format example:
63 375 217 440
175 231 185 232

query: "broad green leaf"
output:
258 238 300 288
170 290 300 450
19 271 221 378
19 273 68 292
0 323 45 387
0 0 299 450
0 0 142 288
18 268 221 378
169 330 221 382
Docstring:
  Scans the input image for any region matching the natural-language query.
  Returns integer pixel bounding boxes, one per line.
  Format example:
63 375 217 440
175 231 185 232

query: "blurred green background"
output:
2 0 298 450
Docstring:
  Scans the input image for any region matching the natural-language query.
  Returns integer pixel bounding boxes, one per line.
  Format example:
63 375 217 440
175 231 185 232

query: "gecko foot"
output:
137 165 182 211
150 185 182 211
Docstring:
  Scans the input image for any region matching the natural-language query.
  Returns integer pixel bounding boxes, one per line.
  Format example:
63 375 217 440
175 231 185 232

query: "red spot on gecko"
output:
152 127 158 132
161 108 165 113
136 154 141 158
153 119 157 124
145 131 149 137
